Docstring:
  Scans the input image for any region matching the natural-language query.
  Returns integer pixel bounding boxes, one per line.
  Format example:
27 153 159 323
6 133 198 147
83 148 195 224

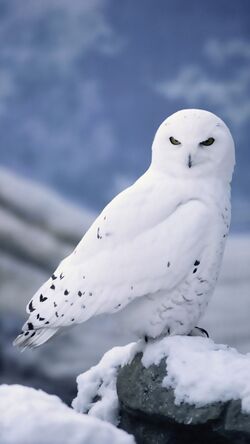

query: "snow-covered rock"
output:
73 336 250 443
0 385 135 444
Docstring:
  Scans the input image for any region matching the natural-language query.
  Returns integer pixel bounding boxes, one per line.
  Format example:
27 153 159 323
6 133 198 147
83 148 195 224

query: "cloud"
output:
0 0 123 67
156 39 250 129
205 39 250 63
0 0 122 177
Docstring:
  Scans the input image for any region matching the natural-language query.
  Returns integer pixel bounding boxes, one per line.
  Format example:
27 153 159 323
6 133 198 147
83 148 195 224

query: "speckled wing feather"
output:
14 171 209 349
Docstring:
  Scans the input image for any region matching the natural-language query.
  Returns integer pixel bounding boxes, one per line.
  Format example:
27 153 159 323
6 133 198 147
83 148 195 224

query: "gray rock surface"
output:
117 352 250 444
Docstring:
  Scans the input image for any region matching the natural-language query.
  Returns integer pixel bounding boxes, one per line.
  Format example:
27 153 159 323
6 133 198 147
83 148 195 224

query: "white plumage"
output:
14 109 235 349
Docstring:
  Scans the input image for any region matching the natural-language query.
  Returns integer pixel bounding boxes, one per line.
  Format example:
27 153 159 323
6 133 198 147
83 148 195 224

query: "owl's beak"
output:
188 154 192 168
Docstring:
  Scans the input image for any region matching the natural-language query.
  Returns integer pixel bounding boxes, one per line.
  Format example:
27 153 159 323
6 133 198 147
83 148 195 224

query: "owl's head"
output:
151 109 235 182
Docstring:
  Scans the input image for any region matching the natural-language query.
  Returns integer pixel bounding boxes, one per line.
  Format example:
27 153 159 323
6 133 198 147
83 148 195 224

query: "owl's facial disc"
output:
151 109 235 182
169 135 215 168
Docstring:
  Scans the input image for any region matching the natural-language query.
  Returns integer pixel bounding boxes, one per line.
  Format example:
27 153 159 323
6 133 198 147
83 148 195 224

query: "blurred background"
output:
0 0 249 405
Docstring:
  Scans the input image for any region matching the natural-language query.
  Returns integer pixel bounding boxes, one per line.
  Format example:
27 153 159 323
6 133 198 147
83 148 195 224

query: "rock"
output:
117 352 250 444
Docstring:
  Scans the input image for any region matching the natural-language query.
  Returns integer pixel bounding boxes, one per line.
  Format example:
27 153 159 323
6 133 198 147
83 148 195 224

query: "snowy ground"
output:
0 385 134 444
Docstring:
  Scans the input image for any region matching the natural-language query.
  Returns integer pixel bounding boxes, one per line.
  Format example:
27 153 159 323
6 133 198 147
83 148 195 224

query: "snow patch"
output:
72 342 139 424
0 385 134 444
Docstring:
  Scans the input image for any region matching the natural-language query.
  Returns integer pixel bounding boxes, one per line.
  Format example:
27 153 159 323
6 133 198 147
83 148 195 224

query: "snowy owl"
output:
14 109 235 349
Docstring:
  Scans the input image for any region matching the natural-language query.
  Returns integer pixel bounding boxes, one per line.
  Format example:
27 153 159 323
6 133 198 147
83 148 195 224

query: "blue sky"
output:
0 0 249 230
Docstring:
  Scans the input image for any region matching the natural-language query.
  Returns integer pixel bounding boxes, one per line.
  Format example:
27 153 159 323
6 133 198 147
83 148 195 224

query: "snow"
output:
73 336 250 425
142 336 250 413
72 342 138 424
0 385 135 444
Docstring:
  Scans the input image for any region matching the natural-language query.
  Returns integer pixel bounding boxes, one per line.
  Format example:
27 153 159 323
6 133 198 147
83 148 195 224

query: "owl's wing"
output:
14 173 210 349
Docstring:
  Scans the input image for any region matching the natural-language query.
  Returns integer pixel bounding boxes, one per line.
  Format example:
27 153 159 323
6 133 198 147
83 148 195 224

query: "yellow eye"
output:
169 136 181 145
200 137 215 146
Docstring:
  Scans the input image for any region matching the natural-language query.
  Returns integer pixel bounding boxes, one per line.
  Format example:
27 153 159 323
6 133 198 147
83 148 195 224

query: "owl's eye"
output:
169 136 181 145
200 137 215 147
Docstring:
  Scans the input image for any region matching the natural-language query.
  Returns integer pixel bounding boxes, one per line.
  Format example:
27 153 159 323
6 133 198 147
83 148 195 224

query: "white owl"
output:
14 109 235 349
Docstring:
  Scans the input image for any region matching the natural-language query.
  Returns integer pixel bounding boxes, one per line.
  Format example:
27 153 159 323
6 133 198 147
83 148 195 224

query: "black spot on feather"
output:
24 332 29 336
64 289 69 295
97 227 102 239
51 274 57 280
45 321 49 325
28 300 35 312
193 268 197 273
167 262 171 268
50 284 55 290
30 331 36 338
78 291 82 297
194 260 200 266
60 273 64 280
40 294 47 302
55 311 59 318
54 302 57 308
27 322 33 330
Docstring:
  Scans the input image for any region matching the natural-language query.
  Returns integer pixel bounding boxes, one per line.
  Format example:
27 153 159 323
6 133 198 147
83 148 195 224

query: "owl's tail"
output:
13 327 58 351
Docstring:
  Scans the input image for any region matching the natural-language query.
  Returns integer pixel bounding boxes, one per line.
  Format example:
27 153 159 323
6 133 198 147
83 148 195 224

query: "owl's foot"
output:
189 326 209 338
